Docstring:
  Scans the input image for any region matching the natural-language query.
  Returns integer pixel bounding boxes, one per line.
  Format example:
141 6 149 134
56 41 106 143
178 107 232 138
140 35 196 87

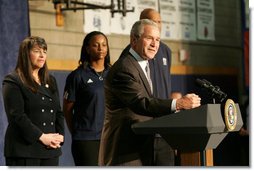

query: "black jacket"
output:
2 71 64 158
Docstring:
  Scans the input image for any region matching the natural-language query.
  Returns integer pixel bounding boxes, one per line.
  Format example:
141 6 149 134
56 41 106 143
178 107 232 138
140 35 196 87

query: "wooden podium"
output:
132 104 243 166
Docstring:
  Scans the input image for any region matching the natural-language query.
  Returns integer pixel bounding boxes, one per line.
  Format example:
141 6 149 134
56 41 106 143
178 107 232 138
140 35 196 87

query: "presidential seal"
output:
224 99 237 131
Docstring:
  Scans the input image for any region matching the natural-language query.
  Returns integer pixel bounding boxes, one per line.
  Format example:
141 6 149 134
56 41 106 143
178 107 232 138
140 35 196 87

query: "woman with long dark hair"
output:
2 36 64 166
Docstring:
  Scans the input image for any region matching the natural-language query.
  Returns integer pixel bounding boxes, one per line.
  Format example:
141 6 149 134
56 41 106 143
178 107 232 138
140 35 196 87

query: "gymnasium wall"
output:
29 0 244 100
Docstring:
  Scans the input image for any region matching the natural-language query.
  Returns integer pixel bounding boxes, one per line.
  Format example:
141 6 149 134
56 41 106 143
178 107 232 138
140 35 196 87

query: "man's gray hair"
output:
130 19 159 39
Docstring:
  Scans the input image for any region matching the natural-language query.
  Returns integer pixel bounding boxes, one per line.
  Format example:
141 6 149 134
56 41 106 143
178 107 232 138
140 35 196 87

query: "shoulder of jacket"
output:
160 41 171 49
119 55 137 69
3 71 21 84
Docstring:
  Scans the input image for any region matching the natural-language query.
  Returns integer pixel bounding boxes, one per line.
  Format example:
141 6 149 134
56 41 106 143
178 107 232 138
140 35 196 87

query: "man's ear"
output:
131 36 138 46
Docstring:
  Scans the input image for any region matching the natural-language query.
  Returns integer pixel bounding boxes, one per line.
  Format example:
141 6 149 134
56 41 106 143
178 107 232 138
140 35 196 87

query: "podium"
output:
132 104 243 166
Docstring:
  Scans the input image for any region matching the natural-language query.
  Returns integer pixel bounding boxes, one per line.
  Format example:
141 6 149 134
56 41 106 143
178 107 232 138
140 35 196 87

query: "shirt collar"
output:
129 48 148 73
129 48 145 62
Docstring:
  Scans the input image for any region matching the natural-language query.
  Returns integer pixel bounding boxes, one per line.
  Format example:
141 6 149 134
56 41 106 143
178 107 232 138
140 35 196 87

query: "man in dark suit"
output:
119 8 175 166
98 19 201 166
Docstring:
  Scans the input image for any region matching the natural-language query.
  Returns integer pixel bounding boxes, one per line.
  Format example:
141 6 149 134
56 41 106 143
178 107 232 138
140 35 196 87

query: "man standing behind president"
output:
98 19 201 166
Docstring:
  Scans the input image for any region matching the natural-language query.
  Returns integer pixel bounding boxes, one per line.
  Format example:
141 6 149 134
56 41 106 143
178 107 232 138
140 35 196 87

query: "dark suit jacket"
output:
98 53 173 166
120 42 172 99
2 71 64 159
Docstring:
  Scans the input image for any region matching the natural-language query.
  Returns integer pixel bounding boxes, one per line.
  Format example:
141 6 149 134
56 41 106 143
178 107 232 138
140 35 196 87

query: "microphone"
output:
196 78 212 89
196 78 227 102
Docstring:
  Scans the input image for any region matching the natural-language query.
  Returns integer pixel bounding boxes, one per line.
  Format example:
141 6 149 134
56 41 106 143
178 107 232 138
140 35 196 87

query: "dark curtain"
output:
0 0 30 165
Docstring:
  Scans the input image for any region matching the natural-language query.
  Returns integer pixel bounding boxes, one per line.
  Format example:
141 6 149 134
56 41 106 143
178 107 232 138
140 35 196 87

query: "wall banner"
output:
197 0 215 40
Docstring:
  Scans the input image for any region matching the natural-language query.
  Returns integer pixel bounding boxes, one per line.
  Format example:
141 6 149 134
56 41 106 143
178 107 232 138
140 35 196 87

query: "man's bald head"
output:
139 8 162 31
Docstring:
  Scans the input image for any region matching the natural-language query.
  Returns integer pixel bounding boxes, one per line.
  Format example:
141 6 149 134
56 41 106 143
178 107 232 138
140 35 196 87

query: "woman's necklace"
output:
90 64 104 81
96 71 104 80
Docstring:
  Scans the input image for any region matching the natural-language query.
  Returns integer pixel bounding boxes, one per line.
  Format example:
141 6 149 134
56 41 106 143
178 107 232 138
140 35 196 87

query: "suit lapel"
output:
128 55 153 96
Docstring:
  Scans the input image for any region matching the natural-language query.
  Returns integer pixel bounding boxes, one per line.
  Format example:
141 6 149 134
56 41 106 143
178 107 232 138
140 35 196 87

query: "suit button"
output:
42 109 45 112
50 109 54 113
51 122 54 125
43 122 46 126
49 98 52 101
42 97 45 100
